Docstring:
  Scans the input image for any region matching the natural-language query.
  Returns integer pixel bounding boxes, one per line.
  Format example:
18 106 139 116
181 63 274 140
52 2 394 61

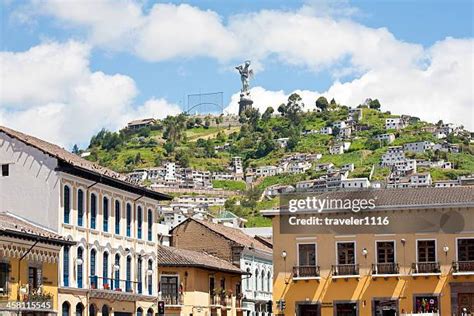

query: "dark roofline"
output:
0 229 76 247
57 161 171 201
157 262 247 275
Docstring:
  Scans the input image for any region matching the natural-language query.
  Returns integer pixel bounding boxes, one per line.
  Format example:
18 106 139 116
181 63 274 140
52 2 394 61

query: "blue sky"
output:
1 0 473 147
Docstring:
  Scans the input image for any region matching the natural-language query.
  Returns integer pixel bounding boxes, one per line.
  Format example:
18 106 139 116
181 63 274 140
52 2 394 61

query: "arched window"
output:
137 257 143 294
77 247 83 288
246 268 250 290
147 308 153 316
126 256 132 292
147 209 153 241
255 269 258 291
261 270 265 292
137 308 143 316
63 185 70 224
62 301 70 316
103 197 109 232
267 271 271 292
114 254 120 290
126 203 132 237
90 249 97 288
103 252 109 289
90 193 97 229
77 189 84 226
114 200 121 235
102 305 110 316
75 303 84 316
89 304 96 316
63 247 70 287
137 206 143 239
147 259 153 295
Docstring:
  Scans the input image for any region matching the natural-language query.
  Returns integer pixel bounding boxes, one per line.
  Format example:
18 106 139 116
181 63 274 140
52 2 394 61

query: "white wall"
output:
0 133 60 231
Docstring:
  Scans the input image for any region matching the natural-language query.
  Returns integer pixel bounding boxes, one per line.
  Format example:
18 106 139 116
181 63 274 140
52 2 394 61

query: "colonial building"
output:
156 245 247 316
171 219 273 316
0 211 74 316
0 126 172 316
262 187 474 316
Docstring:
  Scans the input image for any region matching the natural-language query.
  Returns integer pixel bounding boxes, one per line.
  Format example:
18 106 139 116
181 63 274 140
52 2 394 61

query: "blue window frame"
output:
147 209 153 241
103 252 109 288
77 189 84 226
126 203 132 237
137 258 142 294
137 206 142 239
63 246 69 287
75 303 84 316
77 248 83 288
90 193 97 229
90 249 97 289
114 254 120 290
126 256 132 292
115 200 120 235
63 185 70 224
147 259 153 295
103 197 109 232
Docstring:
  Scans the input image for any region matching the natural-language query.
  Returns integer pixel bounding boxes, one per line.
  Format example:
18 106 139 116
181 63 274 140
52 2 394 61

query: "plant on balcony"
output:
226 289 233 297
27 291 53 303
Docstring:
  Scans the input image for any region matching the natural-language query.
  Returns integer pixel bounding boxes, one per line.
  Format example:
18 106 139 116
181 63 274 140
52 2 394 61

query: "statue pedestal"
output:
238 95 253 116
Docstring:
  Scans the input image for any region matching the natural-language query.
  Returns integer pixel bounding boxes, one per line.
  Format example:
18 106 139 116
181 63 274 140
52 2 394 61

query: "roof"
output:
172 218 272 253
127 118 156 126
0 125 171 201
0 212 75 246
157 246 245 274
261 187 474 215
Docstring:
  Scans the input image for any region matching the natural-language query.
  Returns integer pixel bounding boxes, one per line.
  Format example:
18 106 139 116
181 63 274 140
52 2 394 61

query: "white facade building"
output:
341 178 371 189
320 126 333 135
385 118 406 130
381 146 406 166
403 141 434 153
374 133 396 144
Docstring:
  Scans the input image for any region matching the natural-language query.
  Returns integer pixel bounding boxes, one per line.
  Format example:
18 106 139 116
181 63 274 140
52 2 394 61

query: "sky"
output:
1 0 473 148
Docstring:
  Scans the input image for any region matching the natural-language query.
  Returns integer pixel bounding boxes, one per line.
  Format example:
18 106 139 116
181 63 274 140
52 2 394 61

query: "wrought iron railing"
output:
161 293 183 305
411 262 440 274
89 276 142 293
372 263 400 275
452 261 474 273
293 265 320 278
331 264 359 276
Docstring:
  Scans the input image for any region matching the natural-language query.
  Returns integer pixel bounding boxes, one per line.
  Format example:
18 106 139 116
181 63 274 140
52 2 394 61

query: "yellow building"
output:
157 245 248 316
0 211 74 315
263 187 474 316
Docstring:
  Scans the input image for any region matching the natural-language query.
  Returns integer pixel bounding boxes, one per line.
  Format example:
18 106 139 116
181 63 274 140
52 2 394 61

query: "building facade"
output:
263 187 474 316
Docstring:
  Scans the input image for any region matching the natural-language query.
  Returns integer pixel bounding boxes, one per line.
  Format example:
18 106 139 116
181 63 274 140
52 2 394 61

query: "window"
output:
137 258 143 294
337 242 355 265
267 271 271 292
209 276 215 295
255 269 258 291
114 254 120 290
114 200 120 235
102 305 109 316
77 189 84 226
147 259 153 295
62 302 70 316
77 248 83 288
377 241 395 263
64 185 71 224
90 249 97 288
417 240 436 262
137 308 143 316
414 295 439 313
137 206 143 239
89 305 96 316
126 203 132 237
126 256 132 292
103 252 109 289
90 193 97 229
458 238 474 261
260 270 264 292
75 303 84 316
147 209 153 241
28 266 42 291
298 243 316 266
147 308 153 316
1 164 9 177
160 275 178 299
0 262 9 296
63 247 70 286
103 197 109 232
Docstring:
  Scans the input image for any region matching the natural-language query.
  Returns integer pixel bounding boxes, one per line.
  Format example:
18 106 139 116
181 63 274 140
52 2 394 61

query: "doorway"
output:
298 303 321 316
458 293 474 315
335 302 358 316
373 299 398 316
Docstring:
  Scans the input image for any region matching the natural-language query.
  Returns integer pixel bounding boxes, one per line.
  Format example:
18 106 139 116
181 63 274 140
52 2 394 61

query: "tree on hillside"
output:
239 107 260 132
262 107 274 122
72 144 80 154
281 93 304 125
369 99 381 110
175 150 190 168
316 96 329 111
163 114 187 144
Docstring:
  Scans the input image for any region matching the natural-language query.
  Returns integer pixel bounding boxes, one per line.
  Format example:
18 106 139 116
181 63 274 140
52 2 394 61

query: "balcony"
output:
331 264 359 277
452 261 474 274
89 276 152 301
411 262 440 274
372 263 400 275
293 265 320 278
161 293 183 306
210 294 232 307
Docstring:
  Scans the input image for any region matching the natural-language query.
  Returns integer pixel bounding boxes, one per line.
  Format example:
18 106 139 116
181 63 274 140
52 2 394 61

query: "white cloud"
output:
0 41 182 148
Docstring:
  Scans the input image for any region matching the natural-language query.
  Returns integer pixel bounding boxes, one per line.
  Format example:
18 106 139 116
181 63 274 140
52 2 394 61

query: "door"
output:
299 304 320 316
335 303 357 316
458 293 474 315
